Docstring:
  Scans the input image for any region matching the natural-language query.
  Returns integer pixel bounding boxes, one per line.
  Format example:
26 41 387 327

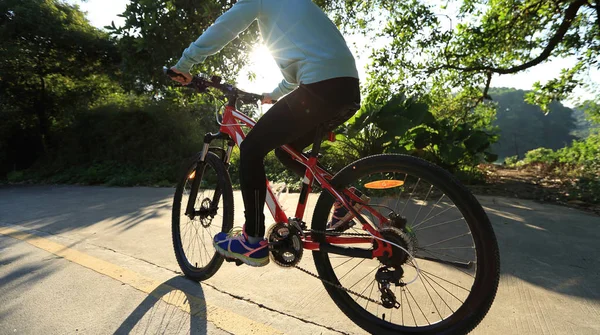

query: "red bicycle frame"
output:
217 105 393 259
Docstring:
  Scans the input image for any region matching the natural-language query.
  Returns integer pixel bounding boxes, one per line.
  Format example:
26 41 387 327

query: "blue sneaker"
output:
213 228 269 267
327 187 370 231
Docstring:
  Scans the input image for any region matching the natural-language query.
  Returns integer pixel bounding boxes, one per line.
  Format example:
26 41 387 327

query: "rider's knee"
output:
239 140 263 164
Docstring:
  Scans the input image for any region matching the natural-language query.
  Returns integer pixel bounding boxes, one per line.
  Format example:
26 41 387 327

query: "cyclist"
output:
169 0 360 267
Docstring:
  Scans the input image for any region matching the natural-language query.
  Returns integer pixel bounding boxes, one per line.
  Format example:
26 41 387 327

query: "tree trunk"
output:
35 74 49 154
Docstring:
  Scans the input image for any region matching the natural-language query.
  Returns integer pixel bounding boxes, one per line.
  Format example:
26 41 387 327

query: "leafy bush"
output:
8 96 216 186
337 94 498 173
518 132 600 203
503 155 519 166
523 148 558 165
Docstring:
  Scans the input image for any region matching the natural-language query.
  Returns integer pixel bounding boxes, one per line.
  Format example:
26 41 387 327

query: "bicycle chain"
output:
292 229 383 306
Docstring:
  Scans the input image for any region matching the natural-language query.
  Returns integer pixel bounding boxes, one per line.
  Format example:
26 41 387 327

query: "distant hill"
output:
489 88 576 160
571 107 596 139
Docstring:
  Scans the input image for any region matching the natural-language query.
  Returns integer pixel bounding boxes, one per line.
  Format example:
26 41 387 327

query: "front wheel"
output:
311 154 500 334
172 152 234 281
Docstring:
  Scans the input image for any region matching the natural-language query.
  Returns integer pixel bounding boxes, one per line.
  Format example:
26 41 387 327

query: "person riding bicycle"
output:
169 0 360 267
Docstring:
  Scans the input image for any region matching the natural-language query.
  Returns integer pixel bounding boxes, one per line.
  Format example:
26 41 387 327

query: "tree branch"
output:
595 0 600 31
461 71 493 123
442 0 587 75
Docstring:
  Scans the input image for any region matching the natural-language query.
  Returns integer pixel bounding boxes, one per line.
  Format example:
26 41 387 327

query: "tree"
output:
490 88 577 159
317 1 598 112
108 0 260 94
0 0 119 173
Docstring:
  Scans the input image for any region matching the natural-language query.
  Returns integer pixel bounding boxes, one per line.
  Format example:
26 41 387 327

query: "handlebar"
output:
163 67 277 105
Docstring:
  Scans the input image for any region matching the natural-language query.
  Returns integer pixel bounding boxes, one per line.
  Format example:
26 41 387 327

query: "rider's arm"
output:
270 79 298 100
174 0 260 73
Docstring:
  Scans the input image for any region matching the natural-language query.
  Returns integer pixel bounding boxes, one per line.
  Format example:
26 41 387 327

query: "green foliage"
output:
503 155 519 167
0 0 120 175
338 94 497 172
10 96 214 185
108 0 259 93
518 133 600 203
523 148 558 165
523 132 600 169
340 0 600 113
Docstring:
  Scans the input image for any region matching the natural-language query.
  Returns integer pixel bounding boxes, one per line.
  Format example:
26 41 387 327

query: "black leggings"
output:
239 77 360 238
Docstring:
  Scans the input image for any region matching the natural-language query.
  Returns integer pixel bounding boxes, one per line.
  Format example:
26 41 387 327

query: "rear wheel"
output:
311 154 500 334
172 152 233 281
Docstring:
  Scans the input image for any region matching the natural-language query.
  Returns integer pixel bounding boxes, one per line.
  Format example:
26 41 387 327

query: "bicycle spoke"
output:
417 247 475 265
414 194 445 228
316 160 498 332
415 217 465 231
412 185 433 224
405 285 430 325
409 266 471 293
338 258 367 282
390 173 405 211
332 257 355 270
401 178 421 216
426 246 475 251
418 268 442 320
400 285 404 325
419 232 472 248
413 204 457 229
365 279 377 311
420 271 458 311
348 265 380 290
403 287 418 327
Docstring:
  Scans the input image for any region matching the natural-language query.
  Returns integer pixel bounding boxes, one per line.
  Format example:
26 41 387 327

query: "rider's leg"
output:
274 104 357 177
213 77 360 266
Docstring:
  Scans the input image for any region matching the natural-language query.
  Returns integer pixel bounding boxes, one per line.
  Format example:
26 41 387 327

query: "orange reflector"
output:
364 180 404 189
189 171 196 179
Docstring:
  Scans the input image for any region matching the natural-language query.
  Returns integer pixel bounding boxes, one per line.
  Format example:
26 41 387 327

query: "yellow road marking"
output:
0 225 282 335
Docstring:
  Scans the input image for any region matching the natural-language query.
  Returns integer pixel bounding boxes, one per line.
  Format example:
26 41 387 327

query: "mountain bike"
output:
166 69 500 335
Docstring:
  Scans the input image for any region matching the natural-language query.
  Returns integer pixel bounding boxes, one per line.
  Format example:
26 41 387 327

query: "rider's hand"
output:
169 67 192 85
261 93 274 104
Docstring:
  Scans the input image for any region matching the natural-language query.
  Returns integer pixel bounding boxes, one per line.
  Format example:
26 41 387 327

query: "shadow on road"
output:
114 276 208 335
0 185 171 234
1 185 598 305
482 198 600 301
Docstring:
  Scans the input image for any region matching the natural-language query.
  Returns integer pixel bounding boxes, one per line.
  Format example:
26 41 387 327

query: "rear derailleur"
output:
376 266 404 309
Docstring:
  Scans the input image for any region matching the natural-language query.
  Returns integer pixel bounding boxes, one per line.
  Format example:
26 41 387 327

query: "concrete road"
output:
0 185 599 334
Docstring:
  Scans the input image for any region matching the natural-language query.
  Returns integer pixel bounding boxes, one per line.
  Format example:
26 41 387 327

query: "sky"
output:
68 0 596 106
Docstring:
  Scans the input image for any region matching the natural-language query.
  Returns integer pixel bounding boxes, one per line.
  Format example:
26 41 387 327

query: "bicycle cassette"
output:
267 222 303 267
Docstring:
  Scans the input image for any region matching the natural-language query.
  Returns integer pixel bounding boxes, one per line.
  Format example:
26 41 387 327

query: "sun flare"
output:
237 45 282 95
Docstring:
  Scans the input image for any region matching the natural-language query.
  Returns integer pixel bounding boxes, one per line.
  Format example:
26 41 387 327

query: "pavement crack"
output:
202 282 349 335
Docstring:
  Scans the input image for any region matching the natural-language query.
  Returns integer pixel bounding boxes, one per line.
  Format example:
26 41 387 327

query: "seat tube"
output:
295 168 314 219
294 125 323 219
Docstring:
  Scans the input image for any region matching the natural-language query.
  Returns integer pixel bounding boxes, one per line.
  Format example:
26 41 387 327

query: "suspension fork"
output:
185 132 231 218
209 139 235 212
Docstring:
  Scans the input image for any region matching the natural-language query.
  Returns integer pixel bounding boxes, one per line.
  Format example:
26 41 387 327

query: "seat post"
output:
311 125 324 158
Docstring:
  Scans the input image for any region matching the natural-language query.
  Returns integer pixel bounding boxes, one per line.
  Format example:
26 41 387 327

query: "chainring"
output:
267 222 303 267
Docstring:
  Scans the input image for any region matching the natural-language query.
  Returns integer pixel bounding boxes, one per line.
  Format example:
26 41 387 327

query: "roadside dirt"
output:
470 164 600 215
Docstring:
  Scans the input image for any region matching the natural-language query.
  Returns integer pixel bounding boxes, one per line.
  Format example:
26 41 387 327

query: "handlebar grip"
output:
163 66 187 81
